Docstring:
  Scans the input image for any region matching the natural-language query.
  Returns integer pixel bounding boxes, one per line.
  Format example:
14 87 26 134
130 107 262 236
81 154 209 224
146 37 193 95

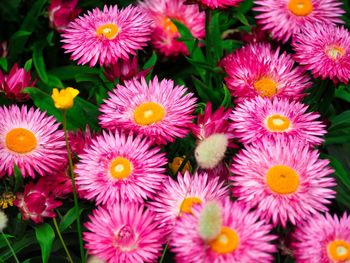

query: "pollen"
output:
133 102 166 126
266 165 299 194
6 128 37 154
96 23 119 40
288 0 313 16
253 77 278 98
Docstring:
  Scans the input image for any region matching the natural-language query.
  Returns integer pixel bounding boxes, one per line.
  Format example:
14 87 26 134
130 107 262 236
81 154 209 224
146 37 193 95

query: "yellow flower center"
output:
0 192 16 209
266 165 299 194
180 197 202 214
96 23 119 40
209 226 239 254
288 0 313 16
327 240 350 261
253 77 277 98
133 102 166 126
266 114 291 132
326 45 345 60
169 157 192 175
51 87 79 110
109 157 133 180
162 17 178 34
6 128 37 154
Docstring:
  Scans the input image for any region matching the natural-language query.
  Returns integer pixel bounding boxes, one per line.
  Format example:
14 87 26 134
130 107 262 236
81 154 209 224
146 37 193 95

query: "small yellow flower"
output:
51 87 79 110
0 192 16 209
169 156 192 175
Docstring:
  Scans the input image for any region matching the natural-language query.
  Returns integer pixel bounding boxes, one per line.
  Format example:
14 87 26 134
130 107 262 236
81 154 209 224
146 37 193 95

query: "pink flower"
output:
139 0 205 57
61 5 152 67
230 96 326 146
99 76 197 145
170 198 277 262
0 64 36 101
254 0 344 43
292 22 350 84
292 212 350 263
197 0 243 9
230 137 336 227
68 125 95 158
103 56 151 83
48 0 82 32
14 180 62 223
84 202 164 263
222 43 311 103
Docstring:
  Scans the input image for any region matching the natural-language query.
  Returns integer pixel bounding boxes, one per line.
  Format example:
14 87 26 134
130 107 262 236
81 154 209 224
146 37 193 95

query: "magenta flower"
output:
14 180 62 223
84 202 164 263
61 5 152 67
0 64 36 101
197 0 243 9
231 137 336 227
254 0 344 43
292 22 350 84
48 0 82 32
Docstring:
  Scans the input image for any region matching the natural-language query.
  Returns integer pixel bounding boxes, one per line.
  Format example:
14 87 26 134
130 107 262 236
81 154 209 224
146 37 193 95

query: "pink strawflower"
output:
254 0 344 43
198 161 230 182
292 212 350 263
41 169 73 198
14 180 62 223
61 5 152 67
292 22 350 84
222 43 311 103
84 202 164 263
48 0 82 32
0 64 36 101
149 171 228 234
230 96 326 146
230 137 336 227
99 76 197 145
170 198 277 262
197 0 243 9
103 56 151 83
68 125 95 158
139 0 205 57
0 105 66 178
75 130 167 205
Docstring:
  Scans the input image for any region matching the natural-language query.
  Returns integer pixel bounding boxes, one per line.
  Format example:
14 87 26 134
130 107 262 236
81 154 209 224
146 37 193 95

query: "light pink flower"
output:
139 0 205 57
0 105 66 178
230 96 326 146
170 198 277 262
292 22 350 84
254 0 344 43
61 5 152 67
84 202 164 263
75 130 167 205
48 0 82 32
99 76 197 145
230 137 336 227
222 43 311 103
14 180 62 223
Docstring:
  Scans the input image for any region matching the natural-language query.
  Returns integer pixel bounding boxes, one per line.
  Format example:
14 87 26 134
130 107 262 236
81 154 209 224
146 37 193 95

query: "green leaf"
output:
13 165 23 192
0 57 7 72
235 11 250 26
48 66 100 81
59 207 84 232
329 110 350 128
143 52 158 70
24 59 33 72
335 85 350 103
323 154 350 191
10 30 32 40
35 223 55 263
221 85 232 108
33 43 48 83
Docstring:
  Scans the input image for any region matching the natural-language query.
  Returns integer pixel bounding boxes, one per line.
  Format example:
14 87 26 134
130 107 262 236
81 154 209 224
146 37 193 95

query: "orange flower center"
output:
266 114 291 132
253 77 277 98
180 197 202 214
288 0 313 16
109 157 133 180
169 157 192 175
209 226 239 254
326 45 345 60
162 17 178 34
6 128 37 154
133 102 166 126
327 240 350 261
266 165 299 194
96 23 119 40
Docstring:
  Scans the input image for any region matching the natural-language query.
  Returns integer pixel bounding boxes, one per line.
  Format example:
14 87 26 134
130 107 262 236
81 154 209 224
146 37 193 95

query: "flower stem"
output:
62 111 85 263
1 232 20 263
52 217 74 263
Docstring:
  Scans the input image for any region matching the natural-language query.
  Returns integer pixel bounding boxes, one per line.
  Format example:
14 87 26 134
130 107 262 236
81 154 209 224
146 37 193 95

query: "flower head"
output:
51 87 79 110
84 202 164 263
0 105 66 178
170 198 277 262
99 76 197 145
197 0 243 9
292 22 350 84
61 5 152 67
48 0 82 32
292 212 350 263
14 180 62 223
0 210 8 232
75 130 167 205
230 96 326 146
222 43 311 103
230 137 336 227
0 64 36 101
0 192 16 209
139 0 205 57
254 0 345 43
